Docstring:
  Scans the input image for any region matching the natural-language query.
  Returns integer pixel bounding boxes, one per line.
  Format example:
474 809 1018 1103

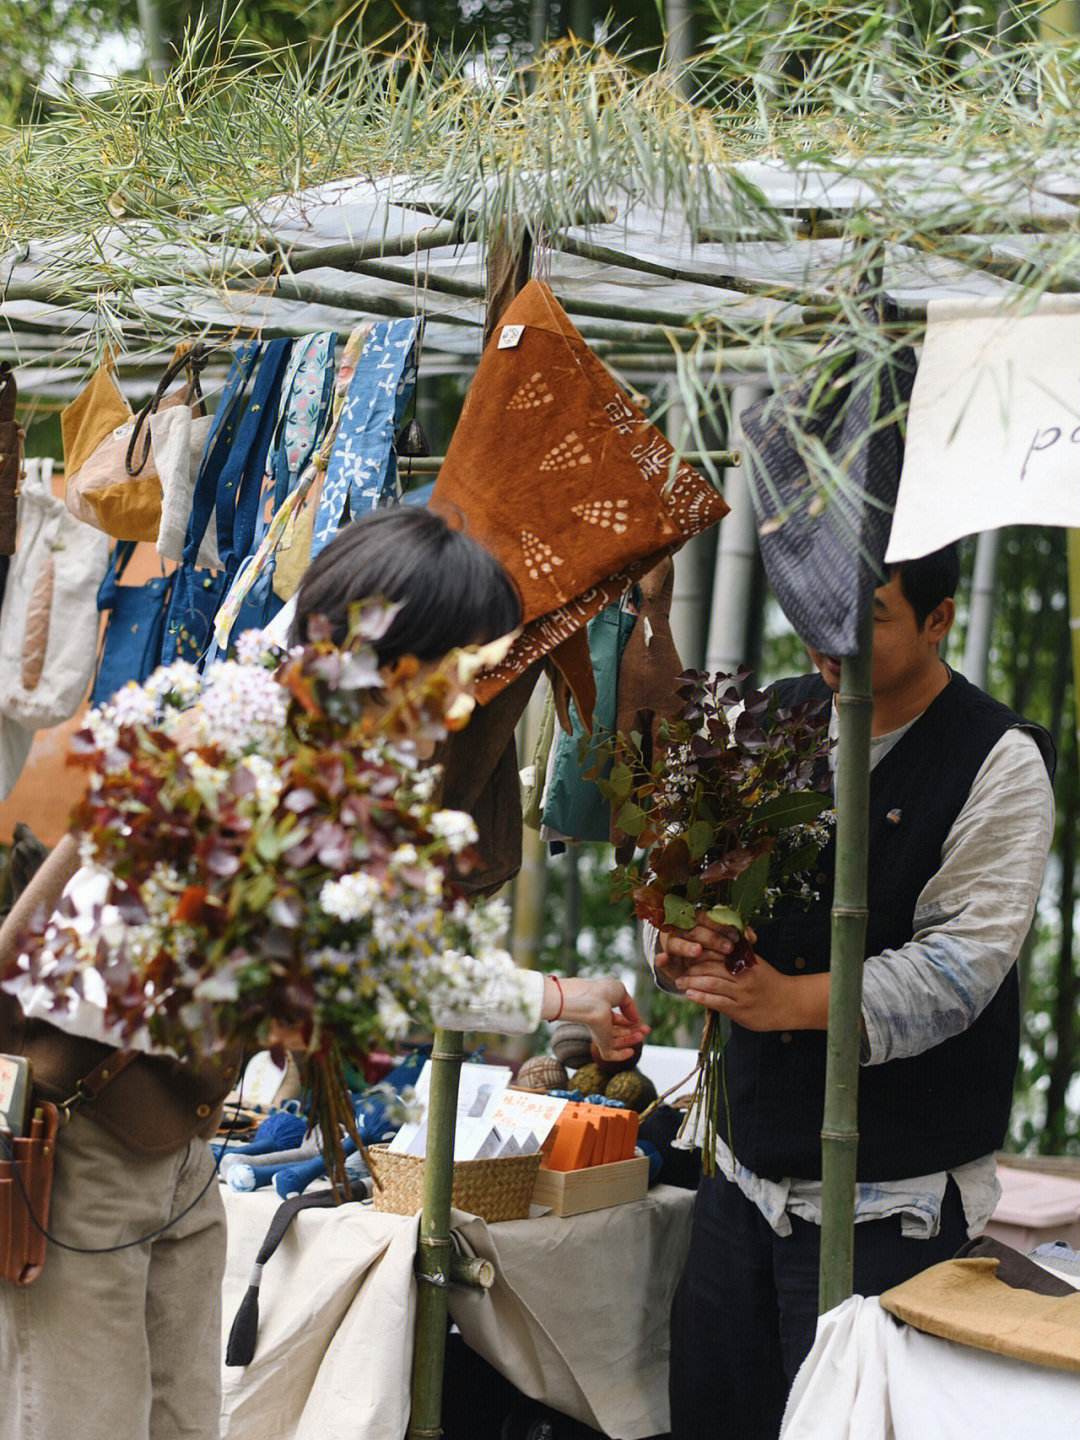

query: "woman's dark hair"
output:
290 508 522 661
888 543 960 628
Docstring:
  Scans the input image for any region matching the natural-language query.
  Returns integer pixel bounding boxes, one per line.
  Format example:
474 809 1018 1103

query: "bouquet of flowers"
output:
2 608 525 1187
599 670 833 1171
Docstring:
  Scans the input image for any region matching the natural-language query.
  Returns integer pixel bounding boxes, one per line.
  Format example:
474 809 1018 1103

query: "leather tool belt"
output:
0 1049 137 1286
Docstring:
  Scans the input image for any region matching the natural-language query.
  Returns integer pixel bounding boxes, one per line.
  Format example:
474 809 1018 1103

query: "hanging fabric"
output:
62 347 206 542
429 280 728 719
0 458 109 750
212 323 370 641
309 318 418 560
160 340 291 666
741 312 916 657
213 331 337 652
153 406 216 567
541 595 638 843
89 542 175 707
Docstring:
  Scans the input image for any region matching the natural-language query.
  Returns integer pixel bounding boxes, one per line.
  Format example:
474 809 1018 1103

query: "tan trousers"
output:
0 1112 226 1440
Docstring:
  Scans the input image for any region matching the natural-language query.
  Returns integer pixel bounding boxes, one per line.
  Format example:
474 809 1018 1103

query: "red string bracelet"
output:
550 975 565 1022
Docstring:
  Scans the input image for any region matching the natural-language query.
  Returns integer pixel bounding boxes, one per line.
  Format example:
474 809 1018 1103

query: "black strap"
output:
125 343 212 477
225 1184 361 1367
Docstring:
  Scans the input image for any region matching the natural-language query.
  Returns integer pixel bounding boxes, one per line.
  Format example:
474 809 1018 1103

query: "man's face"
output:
806 572 952 697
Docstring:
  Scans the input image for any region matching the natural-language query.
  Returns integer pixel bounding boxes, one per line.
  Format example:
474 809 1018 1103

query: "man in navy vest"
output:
656 545 1055 1439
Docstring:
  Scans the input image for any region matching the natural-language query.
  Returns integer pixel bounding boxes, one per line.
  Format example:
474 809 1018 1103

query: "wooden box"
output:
531 1155 650 1218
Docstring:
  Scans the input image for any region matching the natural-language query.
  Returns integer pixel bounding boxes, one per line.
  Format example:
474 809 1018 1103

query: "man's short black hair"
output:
291 508 522 660
887 543 960 628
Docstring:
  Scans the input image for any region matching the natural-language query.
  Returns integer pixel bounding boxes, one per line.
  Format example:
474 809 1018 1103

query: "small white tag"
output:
643 616 655 648
499 324 525 349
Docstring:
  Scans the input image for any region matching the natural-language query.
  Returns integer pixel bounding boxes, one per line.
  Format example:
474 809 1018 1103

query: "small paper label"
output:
499 324 525 349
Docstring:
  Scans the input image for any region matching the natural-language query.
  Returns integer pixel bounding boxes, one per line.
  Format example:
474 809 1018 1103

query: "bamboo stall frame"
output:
4 24 1080 1424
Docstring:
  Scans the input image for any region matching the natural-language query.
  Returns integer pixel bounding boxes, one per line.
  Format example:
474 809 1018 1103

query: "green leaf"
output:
730 852 771 921
663 893 696 931
616 801 647 837
750 791 831 831
706 904 744 933
609 762 634 801
687 819 714 861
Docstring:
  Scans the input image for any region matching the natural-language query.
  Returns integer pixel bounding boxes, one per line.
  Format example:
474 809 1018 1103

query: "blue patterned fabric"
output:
227 332 337 644
310 319 418 558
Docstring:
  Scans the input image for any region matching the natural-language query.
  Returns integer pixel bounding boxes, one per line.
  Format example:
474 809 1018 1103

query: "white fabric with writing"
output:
886 295 1080 562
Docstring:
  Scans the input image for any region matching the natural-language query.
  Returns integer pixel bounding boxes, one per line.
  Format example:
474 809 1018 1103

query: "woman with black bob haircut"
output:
285 506 648 1061
290 507 522 659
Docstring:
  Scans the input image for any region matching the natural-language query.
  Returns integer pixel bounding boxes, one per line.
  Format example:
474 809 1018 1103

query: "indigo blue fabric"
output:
228 332 337 644
90 542 174 705
310 319 418 558
541 597 638 842
160 342 261 665
162 340 292 665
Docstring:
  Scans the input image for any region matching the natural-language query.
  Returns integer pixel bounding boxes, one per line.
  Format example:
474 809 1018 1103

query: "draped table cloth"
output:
220 1182 694 1440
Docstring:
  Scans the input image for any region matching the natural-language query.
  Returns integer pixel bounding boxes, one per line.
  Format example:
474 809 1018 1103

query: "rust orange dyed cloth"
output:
431 281 728 711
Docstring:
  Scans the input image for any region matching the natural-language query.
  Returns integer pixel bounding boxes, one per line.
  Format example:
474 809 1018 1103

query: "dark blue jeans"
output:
668 1172 970 1440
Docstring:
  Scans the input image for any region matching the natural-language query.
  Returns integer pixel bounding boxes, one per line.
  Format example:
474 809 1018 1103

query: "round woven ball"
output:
604 1069 658 1113
551 1021 593 1071
570 1062 610 1098
515 1056 569 1093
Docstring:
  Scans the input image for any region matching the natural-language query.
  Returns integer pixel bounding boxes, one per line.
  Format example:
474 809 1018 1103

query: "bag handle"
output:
96 540 138 614
125 343 212 478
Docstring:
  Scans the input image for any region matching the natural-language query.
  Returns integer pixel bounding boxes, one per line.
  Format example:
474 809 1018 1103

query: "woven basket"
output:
369 1145 543 1222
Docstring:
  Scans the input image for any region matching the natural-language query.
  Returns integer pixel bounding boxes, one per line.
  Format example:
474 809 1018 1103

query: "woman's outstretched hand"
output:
542 976 650 1061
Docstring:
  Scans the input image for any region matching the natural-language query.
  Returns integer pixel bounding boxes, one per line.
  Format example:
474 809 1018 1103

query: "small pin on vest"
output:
886 808 902 825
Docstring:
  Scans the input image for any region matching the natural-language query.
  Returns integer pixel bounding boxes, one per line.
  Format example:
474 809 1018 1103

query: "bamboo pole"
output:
962 530 1001 689
396 449 740 473
136 0 169 81
548 233 834 308
407 1027 464 1440
819 594 874 1314
705 384 766 675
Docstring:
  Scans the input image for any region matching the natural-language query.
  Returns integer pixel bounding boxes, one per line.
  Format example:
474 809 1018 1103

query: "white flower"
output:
234 629 282 666
107 683 157 729
428 809 478 854
390 844 420 869
320 872 382 922
185 660 288 759
241 753 283 814
145 661 204 709
376 987 412 1040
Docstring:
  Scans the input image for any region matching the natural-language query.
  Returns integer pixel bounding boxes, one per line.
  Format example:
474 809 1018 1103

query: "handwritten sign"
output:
886 295 1080 563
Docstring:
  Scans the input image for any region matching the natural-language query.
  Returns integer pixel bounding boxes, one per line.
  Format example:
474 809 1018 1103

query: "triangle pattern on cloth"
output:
507 372 555 412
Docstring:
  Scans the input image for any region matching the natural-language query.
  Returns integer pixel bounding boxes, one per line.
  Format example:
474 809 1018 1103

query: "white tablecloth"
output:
221 1184 694 1440
781 1295 1080 1440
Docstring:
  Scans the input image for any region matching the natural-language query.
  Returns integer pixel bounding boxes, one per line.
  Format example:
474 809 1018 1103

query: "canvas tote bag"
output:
0 458 110 731
62 347 207 542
